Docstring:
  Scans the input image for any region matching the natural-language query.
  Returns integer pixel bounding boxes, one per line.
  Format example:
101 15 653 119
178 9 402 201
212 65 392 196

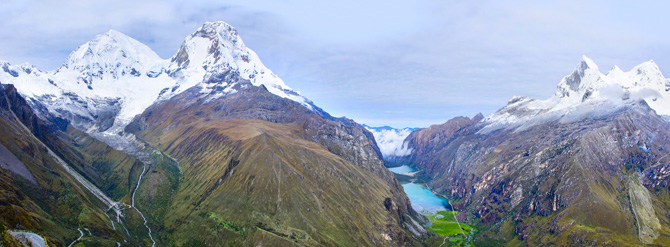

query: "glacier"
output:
0 21 314 136
480 55 670 133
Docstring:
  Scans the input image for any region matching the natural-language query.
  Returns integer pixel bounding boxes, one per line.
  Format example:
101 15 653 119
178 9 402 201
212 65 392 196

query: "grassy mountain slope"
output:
0 82 179 246
127 82 424 246
0 82 129 246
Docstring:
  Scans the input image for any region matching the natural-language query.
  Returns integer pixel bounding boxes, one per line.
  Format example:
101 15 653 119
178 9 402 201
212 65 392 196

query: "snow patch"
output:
481 56 670 133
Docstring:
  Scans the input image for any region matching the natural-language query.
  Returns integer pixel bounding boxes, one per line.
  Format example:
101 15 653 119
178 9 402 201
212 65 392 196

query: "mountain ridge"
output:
0 21 430 246
0 21 314 135
398 56 670 246
481 56 670 133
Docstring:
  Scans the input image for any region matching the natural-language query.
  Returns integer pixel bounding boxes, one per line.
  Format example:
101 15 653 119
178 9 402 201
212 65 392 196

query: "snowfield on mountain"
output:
0 21 313 135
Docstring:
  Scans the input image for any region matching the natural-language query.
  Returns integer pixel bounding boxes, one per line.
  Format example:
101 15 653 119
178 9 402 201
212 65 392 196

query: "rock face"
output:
405 102 670 246
400 58 670 246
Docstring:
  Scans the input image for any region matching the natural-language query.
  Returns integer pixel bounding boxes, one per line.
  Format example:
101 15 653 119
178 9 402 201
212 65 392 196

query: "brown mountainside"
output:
401 102 670 246
126 80 426 246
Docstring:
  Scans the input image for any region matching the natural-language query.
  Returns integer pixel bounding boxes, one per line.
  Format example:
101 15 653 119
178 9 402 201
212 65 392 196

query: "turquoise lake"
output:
387 165 417 174
387 165 449 213
402 183 449 213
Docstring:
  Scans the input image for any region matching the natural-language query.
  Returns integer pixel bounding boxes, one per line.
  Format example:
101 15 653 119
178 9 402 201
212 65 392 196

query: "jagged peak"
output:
555 55 605 98
171 21 247 68
473 113 485 122
632 59 663 76
606 65 624 76
62 29 163 72
580 55 599 70
169 21 313 109
195 21 240 41
556 57 670 99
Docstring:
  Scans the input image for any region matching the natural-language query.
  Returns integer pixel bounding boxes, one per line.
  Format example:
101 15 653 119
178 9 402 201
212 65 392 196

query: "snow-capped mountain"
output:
481 55 670 133
168 22 310 107
0 21 313 134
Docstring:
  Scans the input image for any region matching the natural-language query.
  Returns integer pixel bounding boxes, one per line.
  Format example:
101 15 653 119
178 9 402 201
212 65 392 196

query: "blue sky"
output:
2 1 669 128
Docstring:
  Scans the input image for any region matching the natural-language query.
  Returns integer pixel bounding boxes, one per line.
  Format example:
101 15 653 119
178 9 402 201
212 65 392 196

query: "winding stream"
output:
131 162 156 247
94 132 157 247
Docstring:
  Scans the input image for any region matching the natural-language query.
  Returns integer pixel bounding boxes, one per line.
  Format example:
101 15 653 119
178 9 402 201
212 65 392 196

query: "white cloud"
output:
366 127 413 158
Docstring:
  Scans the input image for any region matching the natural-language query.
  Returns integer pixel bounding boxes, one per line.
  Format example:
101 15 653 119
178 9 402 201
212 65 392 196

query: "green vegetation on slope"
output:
0 92 122 245
133 118 419 246
423 210 475 246
0 83 159 245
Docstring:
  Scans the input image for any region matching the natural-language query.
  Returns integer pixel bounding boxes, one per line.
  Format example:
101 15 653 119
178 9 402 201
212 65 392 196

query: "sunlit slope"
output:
133 118 416 246
126 81 423 246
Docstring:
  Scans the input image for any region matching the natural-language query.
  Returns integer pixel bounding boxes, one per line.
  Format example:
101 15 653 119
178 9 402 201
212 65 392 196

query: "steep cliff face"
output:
403 114 483 174
125 78 423 246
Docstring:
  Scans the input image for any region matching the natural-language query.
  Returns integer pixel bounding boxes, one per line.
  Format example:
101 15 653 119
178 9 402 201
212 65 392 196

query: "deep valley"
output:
0 15 669 247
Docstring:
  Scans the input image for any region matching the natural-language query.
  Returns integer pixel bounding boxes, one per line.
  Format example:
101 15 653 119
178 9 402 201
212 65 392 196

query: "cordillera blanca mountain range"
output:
0 21 669 246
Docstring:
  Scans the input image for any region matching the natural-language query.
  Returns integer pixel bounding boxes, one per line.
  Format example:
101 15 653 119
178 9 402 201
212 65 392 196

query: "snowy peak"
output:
62 30 166 81
555 55 605 99
482 56 670 133
560 56 670 102
171 21 280 86
627 60 666 88
1 21 317 135
170 21 312 108
172 21 242 68
555 56 669 102
633 60 661 75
